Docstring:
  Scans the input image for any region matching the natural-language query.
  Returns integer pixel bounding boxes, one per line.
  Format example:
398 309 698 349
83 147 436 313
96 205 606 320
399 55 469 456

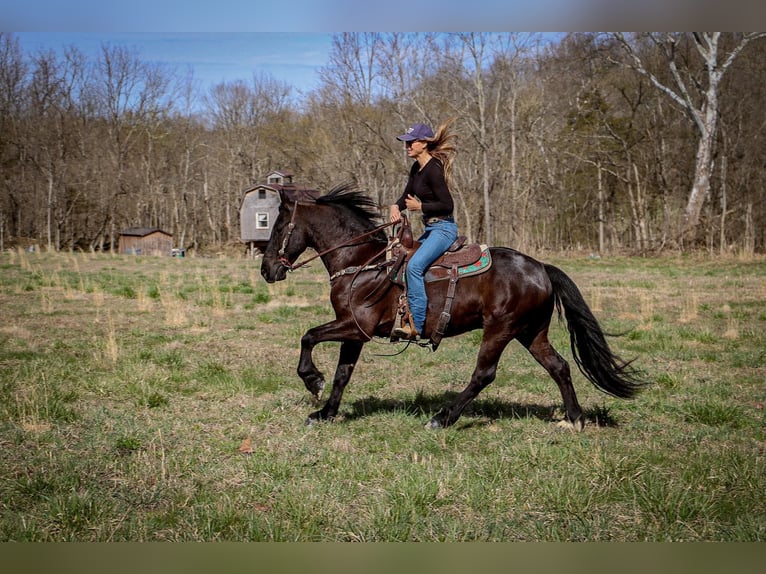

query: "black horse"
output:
260 184 645 429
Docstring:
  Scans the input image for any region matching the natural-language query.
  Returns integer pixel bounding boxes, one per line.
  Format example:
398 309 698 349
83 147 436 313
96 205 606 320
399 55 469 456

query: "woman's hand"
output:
389 204 402 223
404 194 422 212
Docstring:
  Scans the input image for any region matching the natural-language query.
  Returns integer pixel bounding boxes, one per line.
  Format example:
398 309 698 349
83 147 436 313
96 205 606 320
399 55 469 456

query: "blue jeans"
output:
406 219 458 334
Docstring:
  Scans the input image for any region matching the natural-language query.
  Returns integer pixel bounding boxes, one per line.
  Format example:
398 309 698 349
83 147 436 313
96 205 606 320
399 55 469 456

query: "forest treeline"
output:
1 32 764 255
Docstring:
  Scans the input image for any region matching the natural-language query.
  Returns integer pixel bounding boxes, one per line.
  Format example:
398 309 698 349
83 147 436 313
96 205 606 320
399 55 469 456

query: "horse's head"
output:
261 183 385 283
260 192 311 283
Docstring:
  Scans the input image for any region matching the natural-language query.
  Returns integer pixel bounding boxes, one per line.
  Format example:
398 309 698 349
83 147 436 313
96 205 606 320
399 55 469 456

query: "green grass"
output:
0 249 764 541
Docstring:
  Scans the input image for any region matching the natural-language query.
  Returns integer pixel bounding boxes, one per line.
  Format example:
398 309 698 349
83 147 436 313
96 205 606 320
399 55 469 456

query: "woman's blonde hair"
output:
424 118 458 186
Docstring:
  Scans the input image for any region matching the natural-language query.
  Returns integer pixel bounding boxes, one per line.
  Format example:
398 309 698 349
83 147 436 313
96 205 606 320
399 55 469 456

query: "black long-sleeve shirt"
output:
394 158 454 219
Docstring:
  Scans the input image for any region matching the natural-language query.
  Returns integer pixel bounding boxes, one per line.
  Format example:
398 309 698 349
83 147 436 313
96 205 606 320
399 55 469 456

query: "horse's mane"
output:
315 182 381 225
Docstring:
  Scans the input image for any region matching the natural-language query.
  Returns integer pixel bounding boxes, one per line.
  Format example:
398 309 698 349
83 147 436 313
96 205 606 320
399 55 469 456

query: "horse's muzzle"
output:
260 261 288 283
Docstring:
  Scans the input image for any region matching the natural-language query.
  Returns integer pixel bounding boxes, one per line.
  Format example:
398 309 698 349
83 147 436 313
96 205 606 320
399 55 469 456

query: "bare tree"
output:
453 33 495 245
23 46 93 250
88 43 174 250
2 32 765 255
611 32 766 243
319 33 383 107
0 33 28 242
315 33 404 207
205 73 296 244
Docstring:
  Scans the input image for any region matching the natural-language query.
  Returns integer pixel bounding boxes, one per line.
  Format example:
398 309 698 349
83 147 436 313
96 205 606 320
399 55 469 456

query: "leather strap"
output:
430 264 459 351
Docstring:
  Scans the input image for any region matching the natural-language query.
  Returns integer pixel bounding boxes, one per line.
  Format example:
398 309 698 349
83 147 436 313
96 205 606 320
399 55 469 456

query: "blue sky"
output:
4 0 747 33
6 0 584 99
6 1 757 97
6 1 570 31
5 1 605 32
15 33 335 96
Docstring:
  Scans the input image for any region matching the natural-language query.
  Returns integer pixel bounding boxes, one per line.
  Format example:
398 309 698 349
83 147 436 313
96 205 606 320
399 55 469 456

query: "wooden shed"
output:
239 170 320 255
118 228 173 256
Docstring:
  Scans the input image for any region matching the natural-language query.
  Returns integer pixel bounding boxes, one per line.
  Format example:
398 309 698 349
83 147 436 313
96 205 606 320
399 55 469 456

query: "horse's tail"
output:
544 263 646 399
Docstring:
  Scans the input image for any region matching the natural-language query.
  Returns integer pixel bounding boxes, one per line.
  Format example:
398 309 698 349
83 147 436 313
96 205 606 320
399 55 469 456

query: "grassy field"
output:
1 248 764 541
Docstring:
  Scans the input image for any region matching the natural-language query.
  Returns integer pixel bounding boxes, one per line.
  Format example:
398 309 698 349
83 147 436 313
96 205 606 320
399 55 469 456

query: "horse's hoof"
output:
425 418 442 430
305 410 322 426
305 411 333 426
302 373 325 399
556 418 585 432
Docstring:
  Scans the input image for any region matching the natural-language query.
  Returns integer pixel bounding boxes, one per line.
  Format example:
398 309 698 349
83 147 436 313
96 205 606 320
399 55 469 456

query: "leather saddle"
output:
386 215 491 286
383 216 490 350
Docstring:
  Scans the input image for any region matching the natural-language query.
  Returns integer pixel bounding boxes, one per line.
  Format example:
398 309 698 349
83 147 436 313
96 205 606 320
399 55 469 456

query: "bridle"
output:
277 200 396 272
276 200 416 350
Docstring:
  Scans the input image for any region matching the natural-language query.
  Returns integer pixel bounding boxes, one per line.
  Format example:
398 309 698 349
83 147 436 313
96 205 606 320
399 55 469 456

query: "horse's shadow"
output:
343 391 618 428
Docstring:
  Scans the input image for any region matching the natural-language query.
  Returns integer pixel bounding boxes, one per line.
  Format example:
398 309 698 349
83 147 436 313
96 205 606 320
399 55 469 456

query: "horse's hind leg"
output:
522 329 584 431
428 329 510 429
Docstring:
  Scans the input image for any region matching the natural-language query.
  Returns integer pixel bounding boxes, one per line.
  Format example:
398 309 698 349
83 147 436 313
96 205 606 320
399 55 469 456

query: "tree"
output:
454 33 494 245
205 74 294 243
316 32 404 207
89 43 174 250
24 46 91 250
2 32 765 254
612 32 766 243
0 33 28 245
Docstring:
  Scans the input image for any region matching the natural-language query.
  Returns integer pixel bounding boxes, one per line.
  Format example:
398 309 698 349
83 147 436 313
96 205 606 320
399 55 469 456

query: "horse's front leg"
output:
306 340 364 425
297 323 332 400
296 318 366 413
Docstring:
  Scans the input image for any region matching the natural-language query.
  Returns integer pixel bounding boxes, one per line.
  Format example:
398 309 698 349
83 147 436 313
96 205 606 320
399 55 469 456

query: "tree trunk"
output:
597 162 605 254
46 170 53 251
719 154 727 255
743 202 754 257
683 109 717 238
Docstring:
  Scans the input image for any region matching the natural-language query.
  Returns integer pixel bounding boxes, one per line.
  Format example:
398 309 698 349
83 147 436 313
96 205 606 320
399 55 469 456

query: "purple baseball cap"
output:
396 123 434 141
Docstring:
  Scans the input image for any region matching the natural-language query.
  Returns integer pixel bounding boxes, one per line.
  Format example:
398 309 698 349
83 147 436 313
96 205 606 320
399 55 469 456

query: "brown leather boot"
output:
391 323 419 341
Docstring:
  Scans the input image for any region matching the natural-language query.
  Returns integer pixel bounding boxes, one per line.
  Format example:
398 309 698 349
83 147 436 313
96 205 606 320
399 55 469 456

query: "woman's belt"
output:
423 215 455 225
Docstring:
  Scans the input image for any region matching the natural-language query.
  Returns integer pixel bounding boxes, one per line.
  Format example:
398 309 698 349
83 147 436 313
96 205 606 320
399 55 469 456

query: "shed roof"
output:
119 227 172 237
267 169 294 179
243 184 319 200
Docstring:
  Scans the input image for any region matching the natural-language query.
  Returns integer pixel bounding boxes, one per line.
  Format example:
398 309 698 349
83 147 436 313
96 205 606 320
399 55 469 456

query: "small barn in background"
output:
240 170 320 255
118 228 173 256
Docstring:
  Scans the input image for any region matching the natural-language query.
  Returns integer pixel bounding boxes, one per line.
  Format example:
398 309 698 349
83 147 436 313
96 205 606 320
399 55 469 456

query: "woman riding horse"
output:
260 184 645 430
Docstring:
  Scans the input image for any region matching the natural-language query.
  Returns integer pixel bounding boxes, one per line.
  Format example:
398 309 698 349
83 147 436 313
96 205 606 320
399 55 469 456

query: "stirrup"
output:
390 324 420 341
391 291 419 341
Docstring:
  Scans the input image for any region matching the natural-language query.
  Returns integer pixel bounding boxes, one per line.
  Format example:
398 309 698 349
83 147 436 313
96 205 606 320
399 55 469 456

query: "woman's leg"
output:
405 220 458 334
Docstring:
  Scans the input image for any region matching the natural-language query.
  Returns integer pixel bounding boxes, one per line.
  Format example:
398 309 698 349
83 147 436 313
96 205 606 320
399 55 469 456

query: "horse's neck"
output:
312 224 386 275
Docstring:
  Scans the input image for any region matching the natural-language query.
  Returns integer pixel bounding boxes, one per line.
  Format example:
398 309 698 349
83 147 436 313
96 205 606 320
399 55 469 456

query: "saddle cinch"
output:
386 215 492 349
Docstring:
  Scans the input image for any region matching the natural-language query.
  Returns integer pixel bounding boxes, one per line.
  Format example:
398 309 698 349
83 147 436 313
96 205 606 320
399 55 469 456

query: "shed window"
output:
257 189 266 199
256 212 269 229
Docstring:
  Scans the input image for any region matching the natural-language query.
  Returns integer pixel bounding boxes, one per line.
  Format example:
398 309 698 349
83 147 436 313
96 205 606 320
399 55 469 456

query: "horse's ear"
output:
278 189 289 204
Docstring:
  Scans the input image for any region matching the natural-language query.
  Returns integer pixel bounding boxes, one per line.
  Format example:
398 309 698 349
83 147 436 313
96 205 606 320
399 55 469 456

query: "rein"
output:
278 200 396 272
278 199 416 349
